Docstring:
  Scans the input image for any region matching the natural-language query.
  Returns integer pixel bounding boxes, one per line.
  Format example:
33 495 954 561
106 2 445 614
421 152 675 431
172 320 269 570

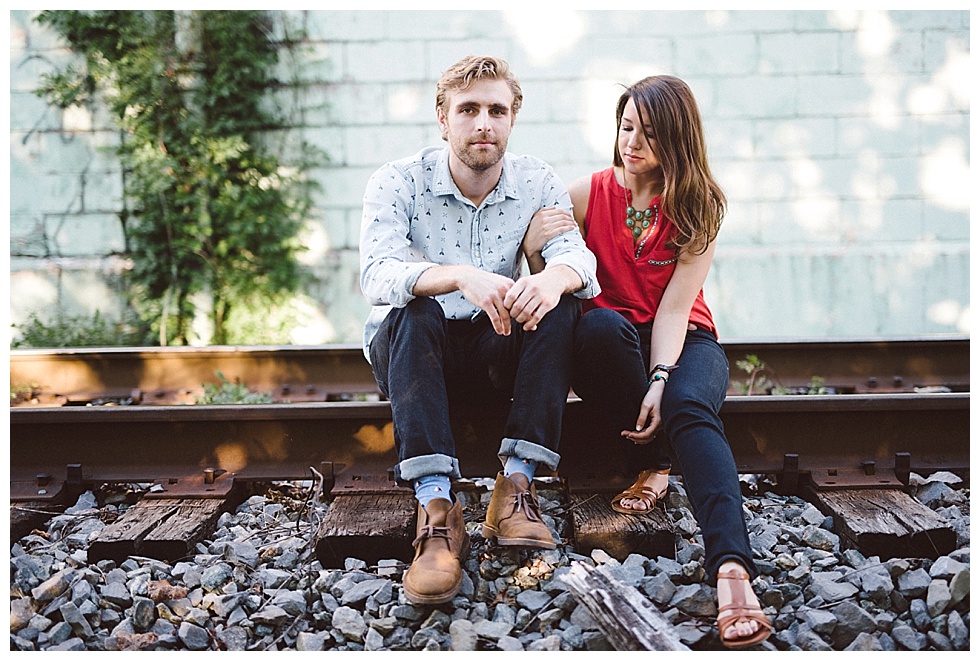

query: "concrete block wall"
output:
9 9 970 345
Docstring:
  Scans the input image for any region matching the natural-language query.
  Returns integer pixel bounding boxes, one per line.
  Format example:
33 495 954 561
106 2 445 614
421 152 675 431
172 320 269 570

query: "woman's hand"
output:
621 379 666 444
523 207 578 256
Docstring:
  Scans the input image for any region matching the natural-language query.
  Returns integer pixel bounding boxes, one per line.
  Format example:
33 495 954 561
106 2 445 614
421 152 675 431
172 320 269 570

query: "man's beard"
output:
451 132 507 171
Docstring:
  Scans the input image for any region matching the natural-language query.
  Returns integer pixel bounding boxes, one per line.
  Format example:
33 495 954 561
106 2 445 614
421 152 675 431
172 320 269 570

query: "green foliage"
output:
10 382 42 403
11 311 150 348
731 354 787 396
194 371 273 405
732 355 831 395
35 10 322 346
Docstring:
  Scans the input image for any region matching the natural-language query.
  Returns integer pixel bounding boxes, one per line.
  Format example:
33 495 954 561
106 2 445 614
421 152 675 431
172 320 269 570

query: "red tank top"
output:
584 168 717 337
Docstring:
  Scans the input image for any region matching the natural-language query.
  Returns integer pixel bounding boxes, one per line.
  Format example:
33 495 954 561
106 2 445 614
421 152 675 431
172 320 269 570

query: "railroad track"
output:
9 337 970 566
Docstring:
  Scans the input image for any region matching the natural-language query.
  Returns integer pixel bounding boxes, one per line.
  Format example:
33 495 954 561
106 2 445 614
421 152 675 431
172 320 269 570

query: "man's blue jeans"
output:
369 295 580 485
572 307 758 580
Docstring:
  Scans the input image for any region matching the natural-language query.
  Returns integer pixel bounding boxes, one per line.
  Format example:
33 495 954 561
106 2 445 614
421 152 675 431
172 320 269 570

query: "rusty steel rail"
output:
10 391 969 501
9 337 970 506
9 336 970 408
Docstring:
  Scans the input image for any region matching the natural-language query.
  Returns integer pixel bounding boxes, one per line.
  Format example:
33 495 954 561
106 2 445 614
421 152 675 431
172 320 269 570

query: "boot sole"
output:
481 524 557 550
404 580 463 606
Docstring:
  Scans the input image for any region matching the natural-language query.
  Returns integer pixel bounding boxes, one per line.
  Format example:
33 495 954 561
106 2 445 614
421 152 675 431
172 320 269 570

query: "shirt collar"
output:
432 148 520 206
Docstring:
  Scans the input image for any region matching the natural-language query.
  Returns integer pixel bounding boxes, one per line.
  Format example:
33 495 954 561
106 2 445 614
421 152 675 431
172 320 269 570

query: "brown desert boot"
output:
402 497 470 605
481 472 557 549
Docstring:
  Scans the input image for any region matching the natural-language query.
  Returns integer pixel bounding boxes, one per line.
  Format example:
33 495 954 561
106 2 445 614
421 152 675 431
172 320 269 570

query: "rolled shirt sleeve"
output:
359 163 438 308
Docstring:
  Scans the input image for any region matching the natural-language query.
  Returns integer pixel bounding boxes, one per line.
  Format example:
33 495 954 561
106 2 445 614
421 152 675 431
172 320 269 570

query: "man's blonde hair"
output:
435 55 523 117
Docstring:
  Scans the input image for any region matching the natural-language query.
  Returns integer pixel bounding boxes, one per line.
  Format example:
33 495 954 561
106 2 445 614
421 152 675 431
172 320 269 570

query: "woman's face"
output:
618 97 661 176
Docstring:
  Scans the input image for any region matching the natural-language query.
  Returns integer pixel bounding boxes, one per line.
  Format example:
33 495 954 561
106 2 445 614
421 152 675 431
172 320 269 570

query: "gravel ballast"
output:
9 471 970 651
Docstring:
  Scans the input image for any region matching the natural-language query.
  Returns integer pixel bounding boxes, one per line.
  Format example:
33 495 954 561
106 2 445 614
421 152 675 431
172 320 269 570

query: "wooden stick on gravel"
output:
561 560 691 651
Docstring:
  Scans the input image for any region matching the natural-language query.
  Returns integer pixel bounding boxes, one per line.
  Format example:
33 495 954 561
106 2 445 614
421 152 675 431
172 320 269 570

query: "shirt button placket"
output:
471 208 484 268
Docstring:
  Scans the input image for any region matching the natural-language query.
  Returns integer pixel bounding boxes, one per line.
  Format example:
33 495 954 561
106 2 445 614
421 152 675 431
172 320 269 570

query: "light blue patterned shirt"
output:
359 146 599 360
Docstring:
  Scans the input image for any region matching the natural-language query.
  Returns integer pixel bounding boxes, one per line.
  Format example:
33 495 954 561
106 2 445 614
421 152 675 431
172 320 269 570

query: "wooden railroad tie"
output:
89 498 232 565
805 487 957 560
76 482 958 567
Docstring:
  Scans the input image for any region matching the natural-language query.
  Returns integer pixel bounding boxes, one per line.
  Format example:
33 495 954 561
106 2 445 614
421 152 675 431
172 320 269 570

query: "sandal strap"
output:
717 568 751 582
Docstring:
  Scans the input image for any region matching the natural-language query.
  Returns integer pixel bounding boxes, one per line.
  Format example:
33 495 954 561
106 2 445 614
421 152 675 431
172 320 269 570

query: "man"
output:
359 55 599 605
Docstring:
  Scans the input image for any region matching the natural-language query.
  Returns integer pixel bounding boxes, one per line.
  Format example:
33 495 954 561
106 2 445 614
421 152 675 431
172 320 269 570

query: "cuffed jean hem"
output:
394 454 461 485
497 438 561 472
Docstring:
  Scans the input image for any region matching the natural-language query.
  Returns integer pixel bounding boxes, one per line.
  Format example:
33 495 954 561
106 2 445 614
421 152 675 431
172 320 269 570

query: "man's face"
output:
437 78 515 173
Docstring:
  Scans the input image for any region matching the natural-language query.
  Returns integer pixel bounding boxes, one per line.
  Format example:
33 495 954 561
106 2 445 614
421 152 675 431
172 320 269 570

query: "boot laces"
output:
412 525 452 549
510 490 542 522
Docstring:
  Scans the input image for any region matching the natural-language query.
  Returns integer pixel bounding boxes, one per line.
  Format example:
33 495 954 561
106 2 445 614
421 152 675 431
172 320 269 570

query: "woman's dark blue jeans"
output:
572 307 757 580
369 295 580 485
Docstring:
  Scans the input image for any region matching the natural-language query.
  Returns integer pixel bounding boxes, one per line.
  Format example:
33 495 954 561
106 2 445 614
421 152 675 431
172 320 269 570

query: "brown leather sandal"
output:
716 568 772 649
610 468 670 515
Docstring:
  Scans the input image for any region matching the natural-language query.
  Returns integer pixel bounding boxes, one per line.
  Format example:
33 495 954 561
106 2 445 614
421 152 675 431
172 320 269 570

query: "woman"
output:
524 75 771 649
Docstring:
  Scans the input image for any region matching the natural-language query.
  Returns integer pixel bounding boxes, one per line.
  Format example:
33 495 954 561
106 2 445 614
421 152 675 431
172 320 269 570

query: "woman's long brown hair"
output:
613 75 725 255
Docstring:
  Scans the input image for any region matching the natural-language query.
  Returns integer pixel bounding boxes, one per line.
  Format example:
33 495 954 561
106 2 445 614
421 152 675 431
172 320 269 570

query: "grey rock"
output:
472 619 514 639
448 619 478 651
527 633 562 651
131 596 156 631
272 589 308 616
340 577 392 607
31 569 74 603
909 598 931 630
217 540 260 568
844 631 883 650
251 604 289 627
915 481 961 507
891 623 926 650
896 567 933 598
948 569 969 606
295 630 329 651
858 563 894 600
100 581 133 608
946 610 968 650
515 589 551 612
200 563 233 591
255 567 293 590
801 526 840 552
59 601 95 639
496 635 524 650
178 621 211 650
800 608 836 634
795 627 833 651
808 575 859 602
9 596 35 632
640 572 676 605
47 638 87 651
929 555 967 579
216 625 249 651
332 605 367 642
926 579 951 616
830 600 875 647
667 583 716 617
38 621 73 647
927 630 953 651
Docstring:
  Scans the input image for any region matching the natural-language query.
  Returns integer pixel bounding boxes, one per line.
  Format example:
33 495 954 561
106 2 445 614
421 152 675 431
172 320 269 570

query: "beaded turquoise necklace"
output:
625 186 660 259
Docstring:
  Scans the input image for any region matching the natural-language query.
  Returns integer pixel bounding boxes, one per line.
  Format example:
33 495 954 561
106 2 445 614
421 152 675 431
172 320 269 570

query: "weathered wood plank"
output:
808 487 957 559
89 498 229 564
569 492 675 562
561 560 690 651
142 500 228 562
315 492 417 568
